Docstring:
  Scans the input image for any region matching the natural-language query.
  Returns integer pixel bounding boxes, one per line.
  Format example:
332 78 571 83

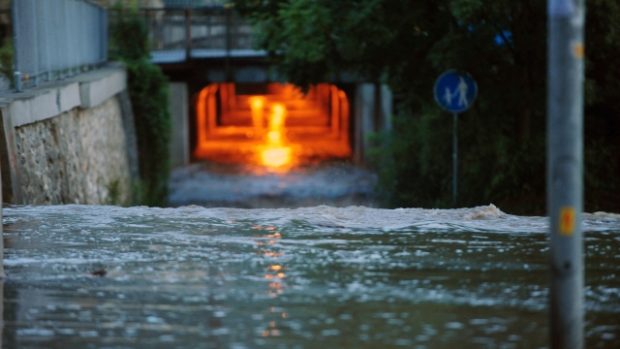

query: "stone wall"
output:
14 97 132 204
0 65 137 205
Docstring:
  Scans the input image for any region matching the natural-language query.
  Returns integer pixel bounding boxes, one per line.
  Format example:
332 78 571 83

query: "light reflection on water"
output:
256 225 287 338
1 204 620 348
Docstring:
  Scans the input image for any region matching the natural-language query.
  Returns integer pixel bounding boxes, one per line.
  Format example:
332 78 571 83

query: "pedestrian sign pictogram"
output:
433 70 478 113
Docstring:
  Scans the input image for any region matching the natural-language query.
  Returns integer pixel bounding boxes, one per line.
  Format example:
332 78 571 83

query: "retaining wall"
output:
0 65 138 205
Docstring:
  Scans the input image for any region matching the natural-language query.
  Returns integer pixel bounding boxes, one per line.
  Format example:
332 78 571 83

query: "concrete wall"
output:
0 65 138 205
169 82 189 168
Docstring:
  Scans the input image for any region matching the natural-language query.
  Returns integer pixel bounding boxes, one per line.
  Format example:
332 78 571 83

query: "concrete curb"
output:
0 66 126 128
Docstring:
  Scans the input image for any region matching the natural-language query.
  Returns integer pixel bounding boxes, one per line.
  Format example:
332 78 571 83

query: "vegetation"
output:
0 38 12 85
106 179 122 206
110 5 172 206
233 0 620 214
0 14 13 85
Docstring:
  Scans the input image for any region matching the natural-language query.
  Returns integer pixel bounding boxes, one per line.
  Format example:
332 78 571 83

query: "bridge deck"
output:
151 49 268 64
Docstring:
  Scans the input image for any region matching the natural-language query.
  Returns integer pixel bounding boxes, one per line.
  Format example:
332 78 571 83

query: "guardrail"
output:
109 6 258 63
11 0 108 91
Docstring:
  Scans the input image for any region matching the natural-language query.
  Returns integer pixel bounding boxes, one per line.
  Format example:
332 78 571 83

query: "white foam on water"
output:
4 204 620 235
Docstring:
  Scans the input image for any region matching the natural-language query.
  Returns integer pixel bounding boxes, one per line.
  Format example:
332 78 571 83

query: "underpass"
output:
123 6 392 169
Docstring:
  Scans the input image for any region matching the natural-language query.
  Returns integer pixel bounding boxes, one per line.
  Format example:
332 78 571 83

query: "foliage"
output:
109 2 149 61
234 0 620 214
110 5 171 206
106 179 122 206
0 38 12 84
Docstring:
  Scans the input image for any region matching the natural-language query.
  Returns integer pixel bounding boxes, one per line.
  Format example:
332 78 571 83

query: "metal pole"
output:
11 0 21 91
185 8 192 61
547 0 585 348
452 112 458 206
30 0 39 87
225 9 232 81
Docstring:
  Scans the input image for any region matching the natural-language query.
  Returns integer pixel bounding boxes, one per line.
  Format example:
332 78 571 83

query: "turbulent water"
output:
168 162 378 208
2 204 620 348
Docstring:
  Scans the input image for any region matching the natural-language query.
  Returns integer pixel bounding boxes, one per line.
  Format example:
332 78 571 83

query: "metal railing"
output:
12 0 108 91
95 1 225 9
162 0 225 7
109 7 259 63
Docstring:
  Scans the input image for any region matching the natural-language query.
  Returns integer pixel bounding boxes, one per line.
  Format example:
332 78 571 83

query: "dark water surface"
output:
2 205 620 348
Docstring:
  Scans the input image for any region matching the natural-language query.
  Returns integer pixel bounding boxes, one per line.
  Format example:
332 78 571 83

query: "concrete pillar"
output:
356 83 374 164
0 155 4 279
353 83 393 164
168 82 189 168
381 84 393 132
0 147 3 346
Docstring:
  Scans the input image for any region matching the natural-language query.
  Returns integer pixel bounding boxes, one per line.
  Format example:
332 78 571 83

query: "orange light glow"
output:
259 103 294 170
260 146 292 169
269 264 283 272
267 232 282 239
270 103 286 129
249 96 265 131
262 320 282 337
194 83 351 168
266 131 282 144
264 272 286 280
269 282 283 291
262 251 283 258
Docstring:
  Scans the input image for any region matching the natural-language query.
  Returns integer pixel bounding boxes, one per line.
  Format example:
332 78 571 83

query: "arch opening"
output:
193 83 351 172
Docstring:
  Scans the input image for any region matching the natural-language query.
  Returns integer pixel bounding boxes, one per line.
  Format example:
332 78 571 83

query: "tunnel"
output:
192 82 351 171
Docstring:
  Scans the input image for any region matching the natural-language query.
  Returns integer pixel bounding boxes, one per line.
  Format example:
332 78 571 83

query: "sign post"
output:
548 0 585 348
433 70 477 206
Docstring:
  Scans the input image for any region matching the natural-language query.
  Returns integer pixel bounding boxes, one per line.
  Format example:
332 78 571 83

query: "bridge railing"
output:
11 0 108 91
112 7 260 63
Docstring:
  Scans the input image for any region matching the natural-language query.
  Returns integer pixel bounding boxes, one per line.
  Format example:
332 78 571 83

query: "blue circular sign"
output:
433 70 478 113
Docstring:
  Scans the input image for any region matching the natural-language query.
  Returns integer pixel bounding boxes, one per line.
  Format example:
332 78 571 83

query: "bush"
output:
0 38 13 84
110 6 171 206
369 101 546 215
238 0 620 214
125 58 171 206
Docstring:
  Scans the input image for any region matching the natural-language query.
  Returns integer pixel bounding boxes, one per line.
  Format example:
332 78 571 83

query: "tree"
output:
234 0 619 214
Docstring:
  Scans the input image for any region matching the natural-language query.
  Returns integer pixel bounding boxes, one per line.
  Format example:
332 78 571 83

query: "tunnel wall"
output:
168 82 190 168
0 65 139 205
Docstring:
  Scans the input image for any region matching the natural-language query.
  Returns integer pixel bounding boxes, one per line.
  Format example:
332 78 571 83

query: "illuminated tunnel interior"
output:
193 83 351 171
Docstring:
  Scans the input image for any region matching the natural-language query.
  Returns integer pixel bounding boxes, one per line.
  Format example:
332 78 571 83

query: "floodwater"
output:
2 204 620 348
168 162 378 208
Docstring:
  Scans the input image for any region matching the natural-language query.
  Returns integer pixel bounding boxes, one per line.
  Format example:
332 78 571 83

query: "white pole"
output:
547 0 585 348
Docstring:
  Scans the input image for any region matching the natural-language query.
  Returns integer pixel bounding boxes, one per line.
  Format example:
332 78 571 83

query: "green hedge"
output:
110 7 171 206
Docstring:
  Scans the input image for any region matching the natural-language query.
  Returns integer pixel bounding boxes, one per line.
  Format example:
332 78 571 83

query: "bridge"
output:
125 6 393 168
144 7 264 63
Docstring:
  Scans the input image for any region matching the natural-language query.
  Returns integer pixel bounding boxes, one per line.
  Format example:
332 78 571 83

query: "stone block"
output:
79 68 127 108
9 88 58 127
